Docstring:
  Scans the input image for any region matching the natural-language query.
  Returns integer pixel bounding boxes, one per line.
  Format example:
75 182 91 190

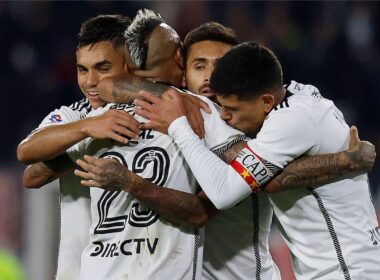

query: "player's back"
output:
265 81 380 279
203 192 281 280
73 103 203 280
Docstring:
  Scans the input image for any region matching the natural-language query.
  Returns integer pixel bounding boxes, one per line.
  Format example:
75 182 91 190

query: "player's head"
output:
125 9 183 86
76 14 131 109
210 41 284 137
183 22 238 101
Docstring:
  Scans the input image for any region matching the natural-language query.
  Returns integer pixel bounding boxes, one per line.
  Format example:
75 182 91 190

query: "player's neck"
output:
273 87 286 106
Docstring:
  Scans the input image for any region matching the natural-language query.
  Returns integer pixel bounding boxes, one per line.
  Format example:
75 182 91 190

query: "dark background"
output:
0 1 379 279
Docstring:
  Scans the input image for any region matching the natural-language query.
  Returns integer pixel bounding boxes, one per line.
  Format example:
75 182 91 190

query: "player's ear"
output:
175 47 184 70
261 94 275 113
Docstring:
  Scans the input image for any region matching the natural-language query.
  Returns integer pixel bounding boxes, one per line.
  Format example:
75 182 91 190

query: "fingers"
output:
194 110 205 139
348 126 360 150
199 99 211 114
134 106 156 120
138 90 163 105
187 111 204 139
350 126 359 141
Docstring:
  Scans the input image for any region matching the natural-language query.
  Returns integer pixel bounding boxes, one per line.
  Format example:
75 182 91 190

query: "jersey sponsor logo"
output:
94 148 170 235
230 144 278 191
94 152 129 234
48 114 62 123
368 226 380 246
90 238 159 258
109 103 135 113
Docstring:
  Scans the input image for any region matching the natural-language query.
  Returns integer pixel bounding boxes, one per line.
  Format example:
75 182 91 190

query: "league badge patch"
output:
48 114 63 123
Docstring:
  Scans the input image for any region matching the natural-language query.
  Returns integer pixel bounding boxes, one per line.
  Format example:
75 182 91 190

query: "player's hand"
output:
346 126 376 172
74 155 134 192
134 88 209 138
83 109 141 144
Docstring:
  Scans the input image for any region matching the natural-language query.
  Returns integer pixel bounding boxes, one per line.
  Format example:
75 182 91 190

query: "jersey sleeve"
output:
36 106 82 131
248 107 319 168
168 116 252 210
183 91 246 153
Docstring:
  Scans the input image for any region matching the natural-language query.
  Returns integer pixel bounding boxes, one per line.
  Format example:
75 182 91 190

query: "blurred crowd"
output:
0 1 379 279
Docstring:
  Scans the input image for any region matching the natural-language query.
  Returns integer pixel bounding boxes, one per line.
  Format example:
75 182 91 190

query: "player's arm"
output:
74 155 218 228
97 75 211 138
17 109 140 164
134 90 376 209
223 128 375 193
23 154 75 189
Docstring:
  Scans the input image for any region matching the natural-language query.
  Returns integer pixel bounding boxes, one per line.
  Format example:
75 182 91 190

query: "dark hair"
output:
210 41 283 99
124 9 164 69
183 22 239 67
77 14 131 50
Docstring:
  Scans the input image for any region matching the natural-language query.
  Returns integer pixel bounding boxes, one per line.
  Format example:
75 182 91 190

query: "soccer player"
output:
70 9 245 280
183 22 280 279
16 15 140 279
135 41 380 279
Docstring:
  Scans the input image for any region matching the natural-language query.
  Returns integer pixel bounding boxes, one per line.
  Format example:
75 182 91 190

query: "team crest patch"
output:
48 114 62 123
230 144 280 192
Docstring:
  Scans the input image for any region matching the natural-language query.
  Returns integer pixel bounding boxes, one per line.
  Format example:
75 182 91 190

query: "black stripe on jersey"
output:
69 98 92 114
95 190 128 234
252 193 262 280
192 229 200 280
212 134 248 158
309 189 351 280
273 90 292 111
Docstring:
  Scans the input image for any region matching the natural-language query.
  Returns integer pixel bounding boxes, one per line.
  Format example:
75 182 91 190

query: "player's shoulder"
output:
68 98 92 114
286 80 322 99
271 80 324 114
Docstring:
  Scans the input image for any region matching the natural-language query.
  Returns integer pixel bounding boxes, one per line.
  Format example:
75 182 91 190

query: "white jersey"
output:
203 191 281 280
246 81 380 279
69 95 244 280
36 98 92 280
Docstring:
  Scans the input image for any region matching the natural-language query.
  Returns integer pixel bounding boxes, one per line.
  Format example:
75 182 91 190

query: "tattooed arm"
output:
222 127 376 193
97 75 210 138
75 155 217 227
97 74 170 104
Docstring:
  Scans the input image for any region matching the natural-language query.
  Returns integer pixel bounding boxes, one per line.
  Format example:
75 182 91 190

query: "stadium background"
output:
0 1 379 279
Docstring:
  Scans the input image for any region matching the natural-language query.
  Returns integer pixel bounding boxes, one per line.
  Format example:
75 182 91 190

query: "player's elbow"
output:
187 214 212 228
17 142 35 164
23 166 43 189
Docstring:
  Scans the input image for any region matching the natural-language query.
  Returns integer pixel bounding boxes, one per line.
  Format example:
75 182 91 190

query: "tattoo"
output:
101 161 133 192
112 76 170 103
267 152 352 192
220 140 247 163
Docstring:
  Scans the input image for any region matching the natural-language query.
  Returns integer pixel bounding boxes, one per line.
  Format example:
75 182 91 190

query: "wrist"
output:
78 117 95 137
343 150 359 172
168 116 189 137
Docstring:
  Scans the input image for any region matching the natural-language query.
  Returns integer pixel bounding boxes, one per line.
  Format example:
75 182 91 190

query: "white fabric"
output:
203 192 281 280
37 98 92 280
69 97 243 280
169 117 252 210
169 81 380 279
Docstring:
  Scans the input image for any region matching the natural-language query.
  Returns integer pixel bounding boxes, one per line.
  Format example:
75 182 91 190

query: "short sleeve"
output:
37 106 82 130
249 108 319 168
